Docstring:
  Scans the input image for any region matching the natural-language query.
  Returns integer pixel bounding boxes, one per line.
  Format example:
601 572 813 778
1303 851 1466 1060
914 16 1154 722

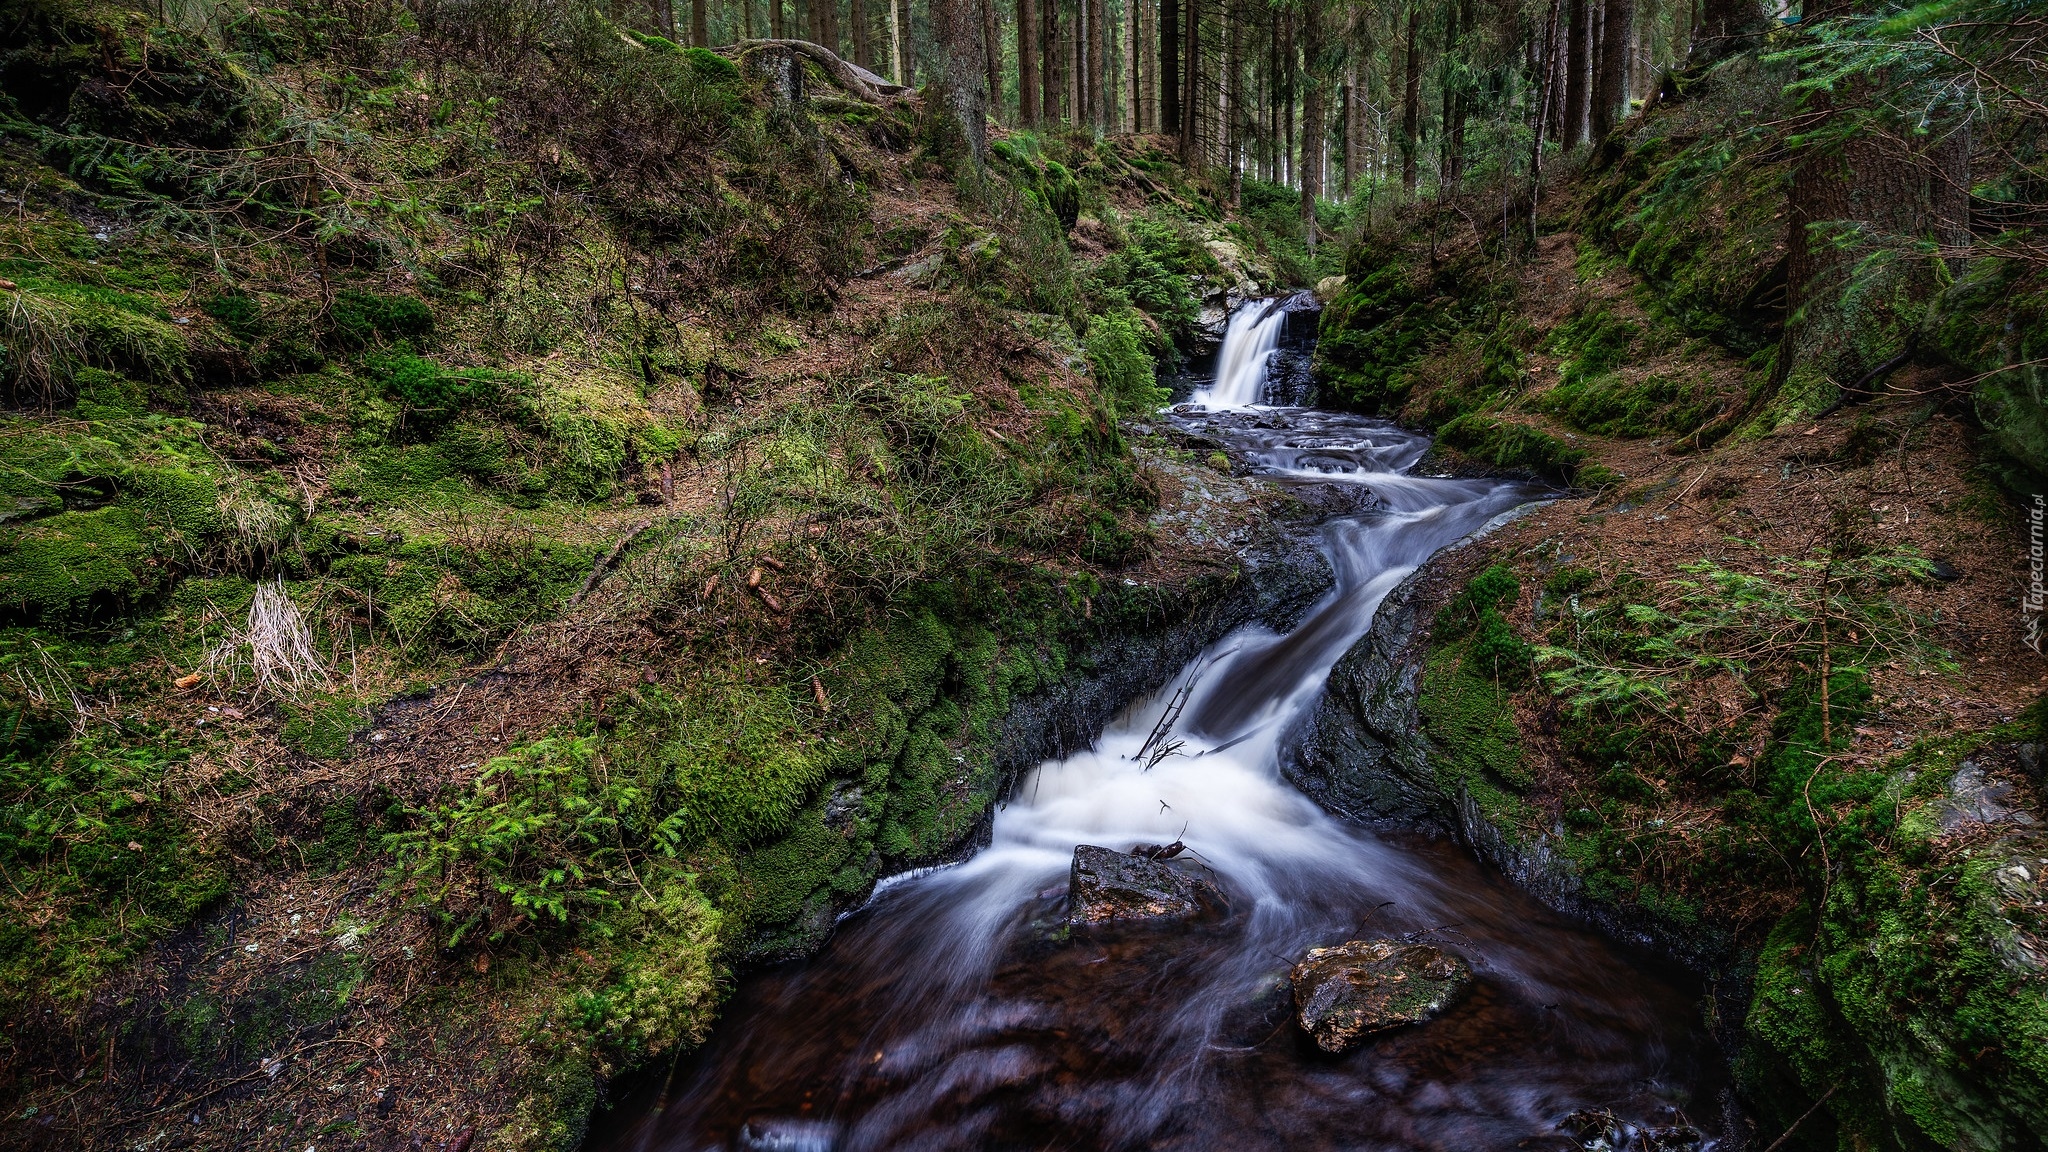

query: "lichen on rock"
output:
1289 938 1473 1053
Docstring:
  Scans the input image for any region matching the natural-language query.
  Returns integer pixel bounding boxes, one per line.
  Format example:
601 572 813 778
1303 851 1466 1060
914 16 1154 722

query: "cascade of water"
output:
1192 298 1291 409
601 410 1729 1152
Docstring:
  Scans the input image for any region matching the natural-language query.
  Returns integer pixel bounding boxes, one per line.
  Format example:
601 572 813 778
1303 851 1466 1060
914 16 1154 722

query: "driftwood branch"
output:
724 39 914 104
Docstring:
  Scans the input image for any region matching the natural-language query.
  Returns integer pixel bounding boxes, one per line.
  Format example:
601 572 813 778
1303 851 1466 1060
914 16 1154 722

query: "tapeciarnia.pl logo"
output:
2029 494 2044 653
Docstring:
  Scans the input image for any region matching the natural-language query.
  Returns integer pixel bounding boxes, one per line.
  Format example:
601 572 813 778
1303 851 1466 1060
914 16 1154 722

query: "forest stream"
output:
592 302 1732 1152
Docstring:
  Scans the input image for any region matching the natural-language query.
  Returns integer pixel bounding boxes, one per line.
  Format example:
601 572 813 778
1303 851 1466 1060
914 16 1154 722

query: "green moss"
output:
201 290 265 343
71 367 146 419
120 464 224 540
1418 645 1536 808
1541 369 1719 439
0 727 229 1010
327 290 434 349
1083 306 1166 417
615 678 824 849
1433 413 1585 484
1925 259 2048 490
322 533 597 657
281 692 366 759
0 506 157 618
1314 260 1447 412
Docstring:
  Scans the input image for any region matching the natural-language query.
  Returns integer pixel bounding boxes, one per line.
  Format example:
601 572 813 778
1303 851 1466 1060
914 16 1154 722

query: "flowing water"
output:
1191 296 1295 408
596 302 1730 1152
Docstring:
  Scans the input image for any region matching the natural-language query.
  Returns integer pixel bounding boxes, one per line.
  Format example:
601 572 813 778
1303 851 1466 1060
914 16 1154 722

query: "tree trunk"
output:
1440 0 1467 189
1692 0 1763 64
1400 4 1420 194
1178 0 1198 162
852 0 872 66
1128 0 1140 132
1228 2 1244 204
1018 0 1039 124
984 0 1004 122
1556 0 1589 144
1140 0 1156 131
1161 0 1180 136
1299 0 1323 246
1280 7 1294 184
1073 0 1086 124
1088 0 1106 129
1041 0 1059 121
1591 0 1632 139
895 0 916 84
930 0 989 162
1343 64 1362 196
1774 2 1954 413
773 0 786 41
690 0 706 45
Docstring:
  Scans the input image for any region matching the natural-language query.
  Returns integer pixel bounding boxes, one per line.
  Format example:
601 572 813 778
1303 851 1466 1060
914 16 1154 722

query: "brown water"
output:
595 402 1730 1152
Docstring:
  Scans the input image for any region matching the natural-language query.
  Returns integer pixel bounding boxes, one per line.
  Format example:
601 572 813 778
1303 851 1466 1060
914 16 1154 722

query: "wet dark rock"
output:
1281 567 1449 832
1289 938 1472 1052
1941 761 2036 830
822 781 863 829
735 1117 839 1151
1265 346 1317 406
1560 1108 1706 1151
1067 845 1220 925
1281 480 1384 519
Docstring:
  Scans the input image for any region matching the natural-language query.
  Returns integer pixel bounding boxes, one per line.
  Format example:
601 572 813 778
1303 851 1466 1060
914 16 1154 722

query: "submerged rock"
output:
1289 938 1471 1052
1560 1108 1705 1151
1067 844 1219 926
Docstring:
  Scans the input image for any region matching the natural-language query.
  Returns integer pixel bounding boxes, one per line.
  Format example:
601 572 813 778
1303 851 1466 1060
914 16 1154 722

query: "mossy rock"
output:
0 506 157 618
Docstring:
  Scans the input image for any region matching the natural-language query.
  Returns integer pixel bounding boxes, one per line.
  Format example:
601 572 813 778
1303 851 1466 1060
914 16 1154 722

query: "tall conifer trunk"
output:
1042 0 1059 120
1300 0 1323 246
1018 0 1039 123
1400 4 1420 194
1088 0 1106 128
1591 0 1632 139
984 0 1003 122
1178 0 1198 161
1161 0 1180 136
930 0 989 162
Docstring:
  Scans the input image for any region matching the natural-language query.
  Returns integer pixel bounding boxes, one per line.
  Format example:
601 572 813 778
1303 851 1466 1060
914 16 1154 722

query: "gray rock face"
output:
1067 845 1220 925
1281 568 1450 832
1941 760 2036 831
1290 938 1472 1053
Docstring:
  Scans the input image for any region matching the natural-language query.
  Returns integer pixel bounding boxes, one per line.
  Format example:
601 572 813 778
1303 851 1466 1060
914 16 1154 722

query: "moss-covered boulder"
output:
1290 938 1473 1052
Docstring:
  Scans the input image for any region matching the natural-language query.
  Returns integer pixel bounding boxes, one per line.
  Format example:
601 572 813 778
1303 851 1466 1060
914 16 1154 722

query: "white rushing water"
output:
1191 298 1292 409
613 410 1729 1152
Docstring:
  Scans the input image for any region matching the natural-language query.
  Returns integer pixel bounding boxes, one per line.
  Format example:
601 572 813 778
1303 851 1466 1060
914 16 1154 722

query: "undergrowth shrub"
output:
385 734 677 946
1084 307 1167 417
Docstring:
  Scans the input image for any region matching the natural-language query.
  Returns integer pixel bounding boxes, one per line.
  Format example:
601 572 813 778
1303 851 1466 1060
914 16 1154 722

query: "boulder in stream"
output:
1067 845 1219 926
1289 938 1472 1052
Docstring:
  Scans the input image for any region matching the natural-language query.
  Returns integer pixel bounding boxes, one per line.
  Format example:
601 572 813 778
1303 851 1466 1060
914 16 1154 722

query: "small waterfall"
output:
1193 298 1290 409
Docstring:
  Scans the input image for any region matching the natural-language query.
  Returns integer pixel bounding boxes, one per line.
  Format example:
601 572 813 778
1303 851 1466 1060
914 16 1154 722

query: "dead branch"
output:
724 39 914 104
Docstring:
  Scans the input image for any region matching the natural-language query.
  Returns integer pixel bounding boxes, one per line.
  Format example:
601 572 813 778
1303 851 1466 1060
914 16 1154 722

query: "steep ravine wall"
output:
1281 546 1743 965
